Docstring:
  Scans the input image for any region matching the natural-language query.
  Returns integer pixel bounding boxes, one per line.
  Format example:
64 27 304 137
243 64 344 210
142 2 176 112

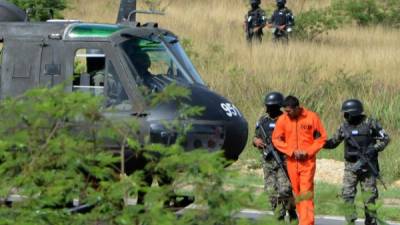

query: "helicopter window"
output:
162 36 205 85
72 48 130 110
120 38 195 91
73 49 106 96
104 60 131 111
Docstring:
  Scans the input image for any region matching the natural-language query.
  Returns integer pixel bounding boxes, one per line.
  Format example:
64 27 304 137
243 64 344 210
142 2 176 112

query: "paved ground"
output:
237 209 400 225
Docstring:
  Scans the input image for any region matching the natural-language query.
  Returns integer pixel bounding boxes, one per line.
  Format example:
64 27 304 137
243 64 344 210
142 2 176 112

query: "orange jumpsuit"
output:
272 107 327 225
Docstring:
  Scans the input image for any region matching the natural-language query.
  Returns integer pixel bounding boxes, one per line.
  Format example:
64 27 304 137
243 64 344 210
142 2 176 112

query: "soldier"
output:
244 0 267 43
324 99 390 225
268 0 295 43
253 92 297 222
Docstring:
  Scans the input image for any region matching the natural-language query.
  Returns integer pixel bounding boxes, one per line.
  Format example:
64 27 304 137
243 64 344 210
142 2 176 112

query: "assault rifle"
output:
258 124 291 182
342 129 388 190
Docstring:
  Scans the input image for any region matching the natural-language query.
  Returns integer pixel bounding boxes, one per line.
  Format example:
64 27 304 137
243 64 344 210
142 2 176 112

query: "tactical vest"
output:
274 9 287 26
343 121 374 162
259 116 285 160
272 8 294 26
248 9 265 28
261 117 276 139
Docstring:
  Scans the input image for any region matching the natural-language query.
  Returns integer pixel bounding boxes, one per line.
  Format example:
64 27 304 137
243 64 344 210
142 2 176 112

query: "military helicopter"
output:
0 0 248 174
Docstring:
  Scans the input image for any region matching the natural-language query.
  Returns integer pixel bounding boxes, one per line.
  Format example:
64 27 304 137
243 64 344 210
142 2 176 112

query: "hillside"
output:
63 0 400 181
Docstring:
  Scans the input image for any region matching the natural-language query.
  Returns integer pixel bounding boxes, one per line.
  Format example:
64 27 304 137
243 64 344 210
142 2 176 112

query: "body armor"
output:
343 121 374 162
257 116 285 161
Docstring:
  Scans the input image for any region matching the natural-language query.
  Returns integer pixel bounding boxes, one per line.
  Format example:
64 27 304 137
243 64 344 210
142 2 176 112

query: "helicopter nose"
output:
186 85 248 161
222 117 248 161
146 85 248 161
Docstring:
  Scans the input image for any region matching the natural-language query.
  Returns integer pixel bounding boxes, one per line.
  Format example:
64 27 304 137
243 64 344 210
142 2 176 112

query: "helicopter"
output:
0 0 248 176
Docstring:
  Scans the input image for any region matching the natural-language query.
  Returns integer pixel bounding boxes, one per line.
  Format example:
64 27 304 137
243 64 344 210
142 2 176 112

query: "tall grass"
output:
63 0 400 181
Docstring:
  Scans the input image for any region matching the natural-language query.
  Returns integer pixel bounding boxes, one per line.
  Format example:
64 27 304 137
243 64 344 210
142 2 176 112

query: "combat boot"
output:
365 205 377 225
276 207 286 221
288 208 298 222
365 215 377 225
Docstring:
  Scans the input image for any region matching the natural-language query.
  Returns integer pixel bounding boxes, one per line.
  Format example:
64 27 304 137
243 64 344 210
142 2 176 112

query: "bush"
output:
381 0 400 28
294 0 400 41
294 7 343 41
331 0 400 27
332 0 385 26
0 85 254 224
9 0 67 21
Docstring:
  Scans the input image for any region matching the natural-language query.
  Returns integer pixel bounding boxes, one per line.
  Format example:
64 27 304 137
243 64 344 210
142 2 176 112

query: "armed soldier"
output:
324 99 390 225
253 92 297 222
268 0 294 43
244 0 267 43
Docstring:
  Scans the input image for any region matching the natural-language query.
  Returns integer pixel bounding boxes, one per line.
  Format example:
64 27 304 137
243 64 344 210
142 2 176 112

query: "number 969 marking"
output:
220 103 242 117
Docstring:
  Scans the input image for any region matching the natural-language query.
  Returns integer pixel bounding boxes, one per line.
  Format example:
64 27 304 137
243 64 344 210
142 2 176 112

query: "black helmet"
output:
264 92 284 106
341 99 364 116
276 0 286 8
250 0 261 5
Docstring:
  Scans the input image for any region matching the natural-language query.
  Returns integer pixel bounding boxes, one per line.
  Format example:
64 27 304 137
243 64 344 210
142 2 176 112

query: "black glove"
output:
366 145 378 158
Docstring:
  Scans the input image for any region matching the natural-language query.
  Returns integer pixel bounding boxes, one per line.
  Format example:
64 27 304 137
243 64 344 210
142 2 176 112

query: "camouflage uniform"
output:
255 114 296 220
325 117 390 225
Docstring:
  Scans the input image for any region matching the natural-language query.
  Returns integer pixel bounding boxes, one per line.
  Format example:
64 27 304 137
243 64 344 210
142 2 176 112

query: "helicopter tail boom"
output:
117 0 137 23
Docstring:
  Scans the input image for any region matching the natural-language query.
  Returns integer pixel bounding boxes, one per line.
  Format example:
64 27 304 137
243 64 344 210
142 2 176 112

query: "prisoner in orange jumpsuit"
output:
272 96 327 225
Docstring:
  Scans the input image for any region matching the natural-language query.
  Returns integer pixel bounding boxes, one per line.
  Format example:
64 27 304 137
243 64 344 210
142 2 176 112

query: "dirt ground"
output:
236 158 345 185
235 158 400 189
315 159 344 184
394 180 400 188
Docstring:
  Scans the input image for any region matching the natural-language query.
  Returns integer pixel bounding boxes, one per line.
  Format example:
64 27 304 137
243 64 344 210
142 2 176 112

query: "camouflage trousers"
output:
262 157 297 220
342 161 379 225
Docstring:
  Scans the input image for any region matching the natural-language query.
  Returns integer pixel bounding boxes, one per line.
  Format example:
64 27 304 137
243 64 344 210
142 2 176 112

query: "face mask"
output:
266 105 282 118
344 113 363 125
277 3 285 9
251 3 258 9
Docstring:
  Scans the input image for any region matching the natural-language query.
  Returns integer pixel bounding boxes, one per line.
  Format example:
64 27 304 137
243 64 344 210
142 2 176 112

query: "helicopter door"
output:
1 38 43 97
72 48 132 111
39 40 64 87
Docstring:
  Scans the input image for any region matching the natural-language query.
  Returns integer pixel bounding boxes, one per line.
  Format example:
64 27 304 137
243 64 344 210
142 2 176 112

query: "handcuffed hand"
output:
294 150 308 161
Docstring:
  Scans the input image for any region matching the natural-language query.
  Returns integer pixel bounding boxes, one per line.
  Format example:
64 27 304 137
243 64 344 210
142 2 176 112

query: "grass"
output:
63 0 400 181
225 168 400 222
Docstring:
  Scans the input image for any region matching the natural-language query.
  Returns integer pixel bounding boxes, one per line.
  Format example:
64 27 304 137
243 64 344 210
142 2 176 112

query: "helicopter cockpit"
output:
119 35 205 92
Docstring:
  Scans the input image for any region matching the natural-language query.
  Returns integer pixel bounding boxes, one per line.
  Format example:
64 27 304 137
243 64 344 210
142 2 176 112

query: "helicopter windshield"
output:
120 37 204 91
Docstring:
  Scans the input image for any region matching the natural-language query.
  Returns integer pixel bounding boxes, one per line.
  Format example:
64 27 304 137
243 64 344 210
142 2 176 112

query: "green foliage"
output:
0 85 255 224
332 0 385 26
331 0 400 27
9 0 67 21
294 0 400 40
0 86 117 223
294 7 343 41
381 0 400 28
